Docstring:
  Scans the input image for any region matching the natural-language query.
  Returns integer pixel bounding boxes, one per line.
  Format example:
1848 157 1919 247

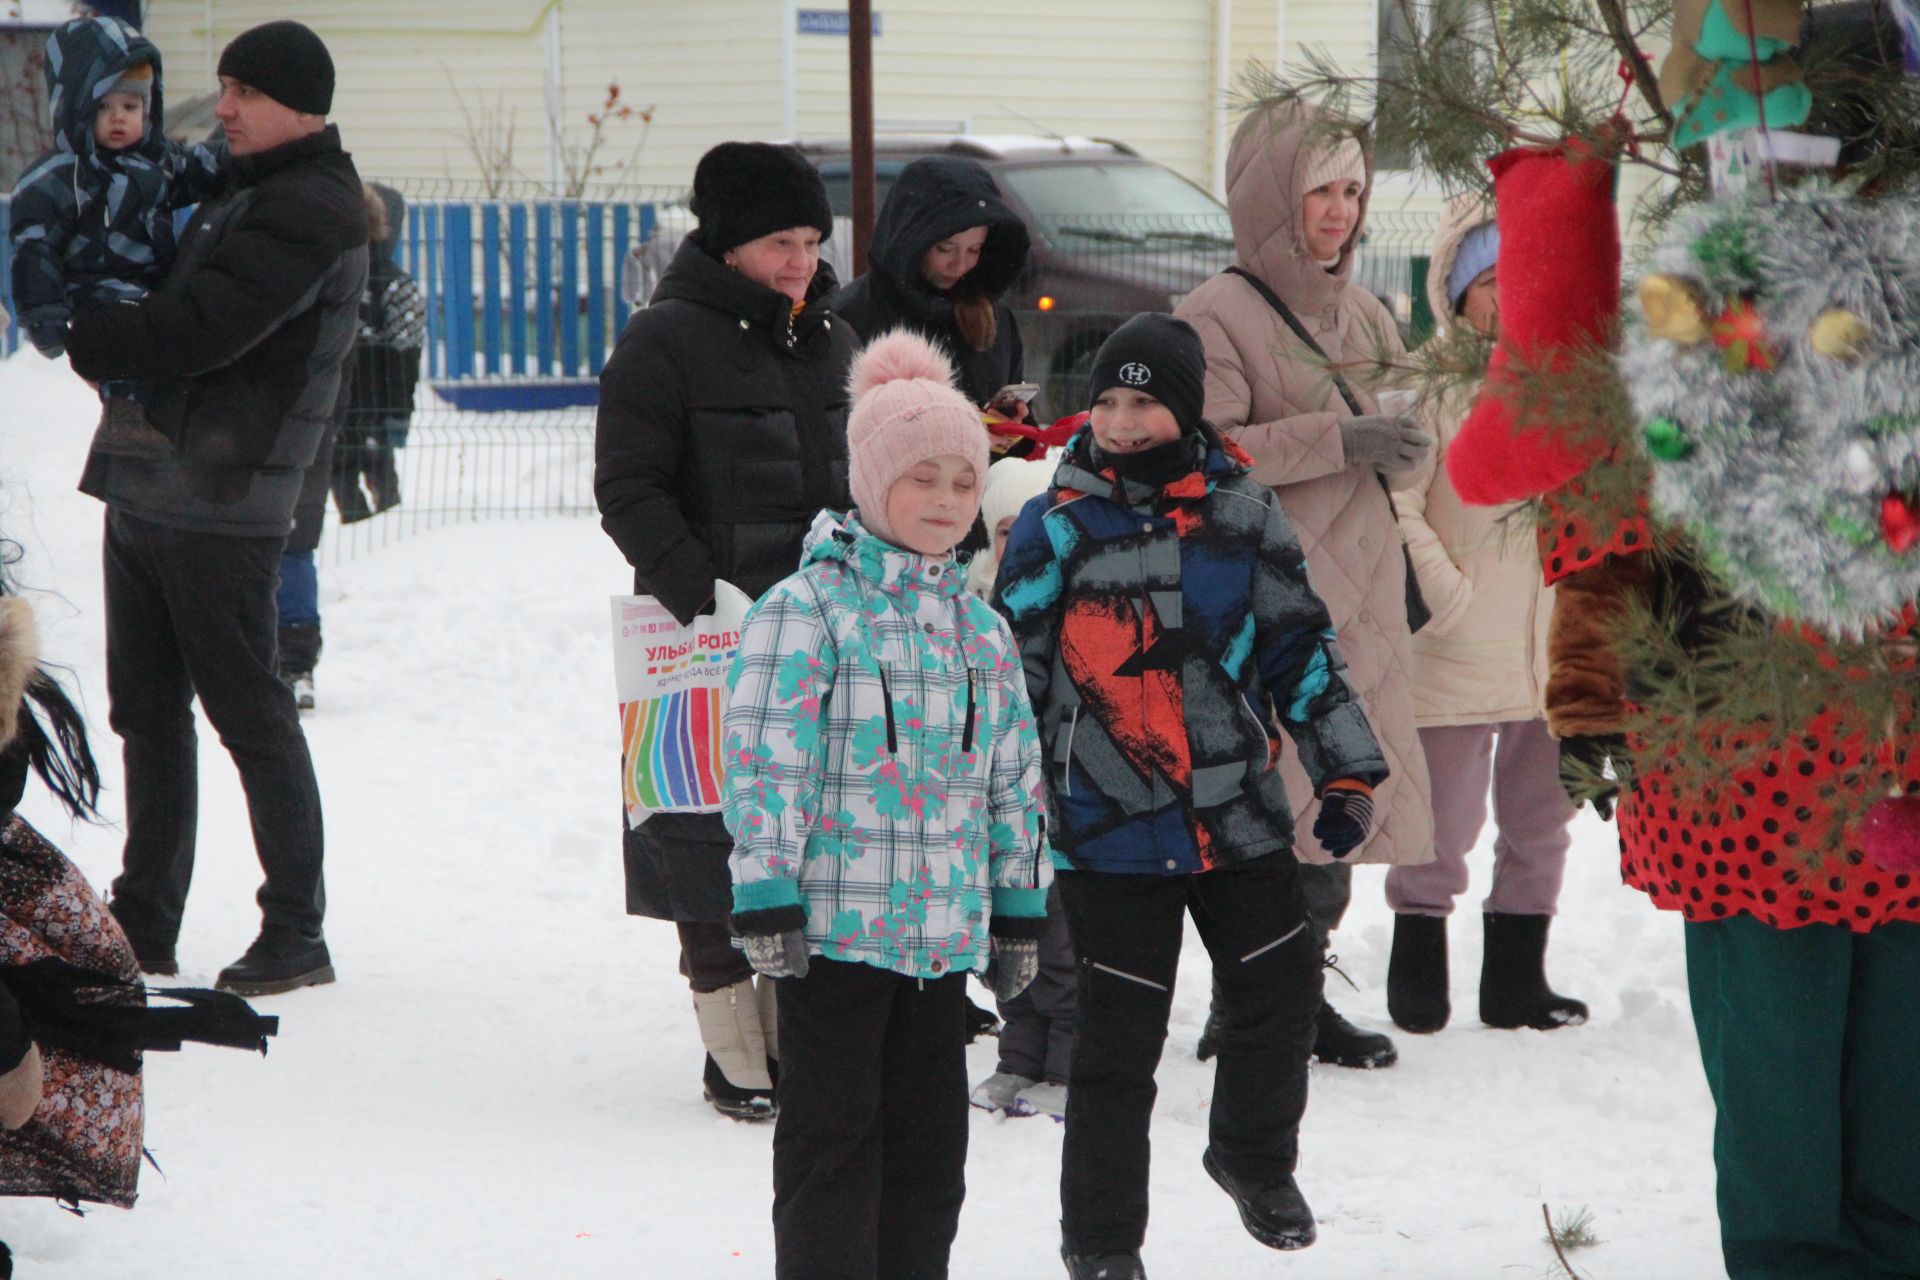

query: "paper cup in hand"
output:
1376 388 1420 417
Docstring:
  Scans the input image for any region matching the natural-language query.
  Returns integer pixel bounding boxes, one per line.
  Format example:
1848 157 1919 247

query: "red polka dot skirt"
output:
1619 702 1920 932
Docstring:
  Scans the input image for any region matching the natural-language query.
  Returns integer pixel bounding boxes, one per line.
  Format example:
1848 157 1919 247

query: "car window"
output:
816 161 907 219
995 162 1233 252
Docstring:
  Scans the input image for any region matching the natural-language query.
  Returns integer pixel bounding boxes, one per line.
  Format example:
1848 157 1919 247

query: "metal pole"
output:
546 5 565 196
849 0 876 275
1213 0 1233 200
781 0 799 139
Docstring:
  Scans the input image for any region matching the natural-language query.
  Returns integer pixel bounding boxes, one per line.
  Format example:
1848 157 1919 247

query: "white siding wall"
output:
144 2 561 188
792 0 1215 188
143 0 783 192
142 1 1350 197
554 0 782 192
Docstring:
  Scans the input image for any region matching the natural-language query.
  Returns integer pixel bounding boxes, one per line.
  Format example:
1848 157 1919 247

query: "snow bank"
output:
0 348 1721 1278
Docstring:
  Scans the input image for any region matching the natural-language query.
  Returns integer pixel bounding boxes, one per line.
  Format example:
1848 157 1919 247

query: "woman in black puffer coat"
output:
594 142 854 1121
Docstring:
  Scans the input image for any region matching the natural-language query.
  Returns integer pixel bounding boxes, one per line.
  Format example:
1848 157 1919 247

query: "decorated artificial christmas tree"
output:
1243 11 1920 1272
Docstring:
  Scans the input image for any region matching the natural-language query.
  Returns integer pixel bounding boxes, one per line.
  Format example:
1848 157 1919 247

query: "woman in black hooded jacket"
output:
834 155 1033 418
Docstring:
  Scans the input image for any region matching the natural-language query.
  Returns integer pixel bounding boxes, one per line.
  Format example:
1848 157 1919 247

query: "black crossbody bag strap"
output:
1222 266 1432 634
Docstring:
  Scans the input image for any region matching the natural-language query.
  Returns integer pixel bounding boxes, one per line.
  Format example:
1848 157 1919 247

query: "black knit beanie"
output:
691 142 834 257
1087 313 1208 435
217 21 334 116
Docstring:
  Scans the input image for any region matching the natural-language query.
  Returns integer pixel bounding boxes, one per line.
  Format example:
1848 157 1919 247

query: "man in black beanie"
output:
61 19 367 997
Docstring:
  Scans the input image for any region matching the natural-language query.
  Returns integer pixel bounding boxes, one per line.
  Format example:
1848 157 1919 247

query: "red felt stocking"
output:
1447 140 1622 506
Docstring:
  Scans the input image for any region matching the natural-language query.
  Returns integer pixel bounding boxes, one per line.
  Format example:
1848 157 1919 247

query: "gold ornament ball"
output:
1639 274 1709 345
1809 309 1871 361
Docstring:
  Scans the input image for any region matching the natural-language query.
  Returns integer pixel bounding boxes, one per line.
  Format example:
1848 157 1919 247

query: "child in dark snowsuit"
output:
995 314 1388 1279
969 455 1078 1118
8 18 222 366
331 183 425 522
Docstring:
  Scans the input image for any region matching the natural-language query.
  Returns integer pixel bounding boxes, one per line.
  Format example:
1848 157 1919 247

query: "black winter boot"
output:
1387 913 1450 1033
1061 1248 1146 1279
366 440 403 512
1479 912 1588 1030
107 901 179 977
701 1053 775 1122
1311 1001 1397 1069
277 622 322 711
215 930 335 996
963 994 1001 1043
1202 1147 1317 1250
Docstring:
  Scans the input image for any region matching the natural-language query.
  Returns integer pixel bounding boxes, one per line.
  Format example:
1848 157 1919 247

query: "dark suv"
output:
794 135 1235 410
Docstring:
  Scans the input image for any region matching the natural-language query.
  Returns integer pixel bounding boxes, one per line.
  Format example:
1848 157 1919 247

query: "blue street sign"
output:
797 9 883 35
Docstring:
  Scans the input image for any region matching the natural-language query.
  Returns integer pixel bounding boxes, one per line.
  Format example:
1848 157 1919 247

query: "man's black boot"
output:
216 930 334 996
107 901 178 977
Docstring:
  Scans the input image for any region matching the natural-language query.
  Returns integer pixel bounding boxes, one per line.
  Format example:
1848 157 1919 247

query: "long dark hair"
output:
1 549 100 822
950 290 997 352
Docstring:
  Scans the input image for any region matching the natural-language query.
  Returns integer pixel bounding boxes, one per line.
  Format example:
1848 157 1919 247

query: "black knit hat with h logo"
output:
1087 312 1208 435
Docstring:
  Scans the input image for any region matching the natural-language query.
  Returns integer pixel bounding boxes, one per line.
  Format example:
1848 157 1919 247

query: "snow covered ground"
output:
0 350 1724 1278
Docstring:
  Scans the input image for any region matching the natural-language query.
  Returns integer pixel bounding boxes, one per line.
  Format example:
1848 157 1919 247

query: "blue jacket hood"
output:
44 17 165 155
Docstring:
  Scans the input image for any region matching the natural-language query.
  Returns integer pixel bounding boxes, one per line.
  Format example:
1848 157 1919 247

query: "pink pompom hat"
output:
846 328 990 548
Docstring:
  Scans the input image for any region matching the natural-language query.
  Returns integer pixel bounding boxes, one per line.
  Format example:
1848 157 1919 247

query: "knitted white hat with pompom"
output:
846 328 990 548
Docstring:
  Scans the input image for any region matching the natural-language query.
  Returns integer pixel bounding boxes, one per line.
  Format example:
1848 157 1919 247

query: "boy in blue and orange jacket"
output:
995 314 1387 1277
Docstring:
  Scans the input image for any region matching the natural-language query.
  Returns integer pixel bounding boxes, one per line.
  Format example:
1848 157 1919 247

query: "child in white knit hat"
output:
722 327 1053 1277
967 454 1055 598
965 453 1079 1119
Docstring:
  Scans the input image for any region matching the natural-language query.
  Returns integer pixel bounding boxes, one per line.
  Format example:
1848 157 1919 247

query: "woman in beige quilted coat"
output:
1176 100 1433 1070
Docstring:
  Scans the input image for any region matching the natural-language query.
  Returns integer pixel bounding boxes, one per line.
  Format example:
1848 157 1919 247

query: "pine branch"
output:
1594 0 1673 131
1542 1203 1591 1280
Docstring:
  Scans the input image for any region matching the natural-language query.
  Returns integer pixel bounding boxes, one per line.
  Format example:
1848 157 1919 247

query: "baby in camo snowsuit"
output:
8 17 223 365
721 327 1051 1278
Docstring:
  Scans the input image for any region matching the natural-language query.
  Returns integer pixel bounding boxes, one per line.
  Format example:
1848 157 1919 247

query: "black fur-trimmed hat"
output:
690 142 834 257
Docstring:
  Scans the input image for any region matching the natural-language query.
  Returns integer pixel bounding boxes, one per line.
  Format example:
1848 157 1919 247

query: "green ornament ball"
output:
1643 418 1694 461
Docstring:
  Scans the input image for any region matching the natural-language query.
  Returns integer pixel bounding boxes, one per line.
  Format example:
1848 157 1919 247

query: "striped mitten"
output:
1313 779 1376 859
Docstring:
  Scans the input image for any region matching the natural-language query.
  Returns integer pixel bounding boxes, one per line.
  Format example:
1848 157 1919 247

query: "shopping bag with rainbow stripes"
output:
611 582 752 816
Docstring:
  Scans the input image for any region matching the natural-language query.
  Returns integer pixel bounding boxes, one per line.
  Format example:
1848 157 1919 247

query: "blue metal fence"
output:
398 190 659 410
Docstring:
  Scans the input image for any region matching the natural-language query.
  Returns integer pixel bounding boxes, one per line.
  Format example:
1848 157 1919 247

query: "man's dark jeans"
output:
103 508 325 945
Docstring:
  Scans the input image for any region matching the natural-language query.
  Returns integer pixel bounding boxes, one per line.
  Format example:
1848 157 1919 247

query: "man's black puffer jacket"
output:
66 125 369 532
595 234 855 627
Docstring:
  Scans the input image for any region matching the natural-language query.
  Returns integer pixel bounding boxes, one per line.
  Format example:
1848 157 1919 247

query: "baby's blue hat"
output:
1447 222 1499 313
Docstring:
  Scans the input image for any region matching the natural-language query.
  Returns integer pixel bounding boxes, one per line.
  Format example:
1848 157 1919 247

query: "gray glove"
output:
986 938 1040 1002
741 929 810 980
1340 415 1433 476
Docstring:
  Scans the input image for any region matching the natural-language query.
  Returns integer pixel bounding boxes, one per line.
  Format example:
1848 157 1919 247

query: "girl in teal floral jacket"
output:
722 328 1050 1278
